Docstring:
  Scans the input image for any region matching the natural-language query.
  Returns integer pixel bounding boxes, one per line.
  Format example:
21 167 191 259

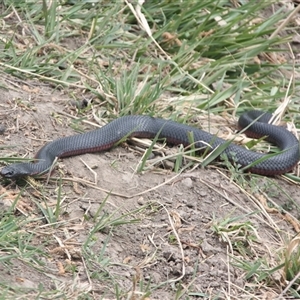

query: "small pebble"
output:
201 240 216 254
0 125 6 135
181 178 193 188
199 190 207 197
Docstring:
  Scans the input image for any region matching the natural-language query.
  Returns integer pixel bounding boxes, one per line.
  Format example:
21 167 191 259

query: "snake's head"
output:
0 164 30 178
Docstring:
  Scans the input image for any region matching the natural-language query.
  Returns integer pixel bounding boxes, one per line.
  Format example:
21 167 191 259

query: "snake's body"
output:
1 111 299 178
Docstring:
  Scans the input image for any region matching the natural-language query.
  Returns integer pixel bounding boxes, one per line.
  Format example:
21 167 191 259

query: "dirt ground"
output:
1 75 300 299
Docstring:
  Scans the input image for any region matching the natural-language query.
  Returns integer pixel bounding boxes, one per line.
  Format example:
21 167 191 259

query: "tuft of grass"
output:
212 212 260 256
283 235 300 285
231 256 284 285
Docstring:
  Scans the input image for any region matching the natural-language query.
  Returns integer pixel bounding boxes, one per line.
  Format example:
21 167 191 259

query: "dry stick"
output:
228 282 261 300
278 270 300 298
271 74 294 125
269 5 300 40
11 5 22 23
226 245 231 298
199 178 252 215
0 62 85 88
53 235 71 260
157 201 186 283
286 41 296 93
46 156 58 185
55 111 103 128
39 217 80 229
268 5 299 89
261 190 300 233
52 171 183 199
80 158 98 185
81 256 93 292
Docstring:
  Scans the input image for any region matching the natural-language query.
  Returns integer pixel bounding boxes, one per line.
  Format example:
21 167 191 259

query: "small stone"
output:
137 197 145 205
163 160 175 170
0 125 6 135
150 272 162 283
199 190 207 197
201 240 216 254
185 266 195 276
181 178 193 188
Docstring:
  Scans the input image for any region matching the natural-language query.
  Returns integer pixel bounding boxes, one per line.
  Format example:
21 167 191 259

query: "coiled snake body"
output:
1 111 299 178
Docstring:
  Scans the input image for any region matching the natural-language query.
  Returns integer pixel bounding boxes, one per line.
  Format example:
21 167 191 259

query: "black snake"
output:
1 111 299 178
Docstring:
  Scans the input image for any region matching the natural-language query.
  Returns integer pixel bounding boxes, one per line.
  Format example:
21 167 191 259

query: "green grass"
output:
1 0 300 298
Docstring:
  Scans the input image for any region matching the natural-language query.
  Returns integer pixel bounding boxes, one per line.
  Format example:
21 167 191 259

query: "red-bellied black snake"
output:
1 111 299 178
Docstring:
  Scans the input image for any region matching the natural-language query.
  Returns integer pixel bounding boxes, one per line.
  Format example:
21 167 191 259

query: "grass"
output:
1 0 300 298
